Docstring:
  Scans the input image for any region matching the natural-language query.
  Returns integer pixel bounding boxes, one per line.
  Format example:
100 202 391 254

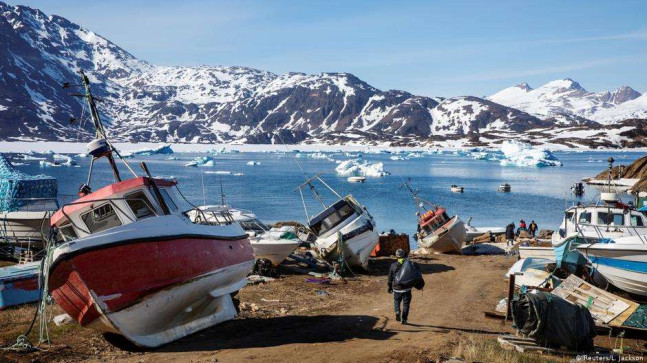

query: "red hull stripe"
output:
49 233 248 273
49 236 253 325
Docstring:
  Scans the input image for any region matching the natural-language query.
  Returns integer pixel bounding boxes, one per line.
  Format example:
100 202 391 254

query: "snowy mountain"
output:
488 79 643 125
0 2 645 148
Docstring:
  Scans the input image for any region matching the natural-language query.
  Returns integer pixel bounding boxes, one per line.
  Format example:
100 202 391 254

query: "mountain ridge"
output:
0 1 645 148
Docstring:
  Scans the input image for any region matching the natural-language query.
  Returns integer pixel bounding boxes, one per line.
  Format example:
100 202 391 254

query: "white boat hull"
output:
518 246 556 261
251 238 301 266
86 260 253 347
315 216 379 269
577 241 647 297
419 217 466 254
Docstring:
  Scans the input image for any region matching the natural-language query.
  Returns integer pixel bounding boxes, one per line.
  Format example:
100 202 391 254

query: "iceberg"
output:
335 160 390 177
390 155 405 161
122 144 174 158
499 140 562 167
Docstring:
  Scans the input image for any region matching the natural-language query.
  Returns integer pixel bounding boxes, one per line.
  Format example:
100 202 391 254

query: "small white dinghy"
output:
347 176 366 183
450 185 464 193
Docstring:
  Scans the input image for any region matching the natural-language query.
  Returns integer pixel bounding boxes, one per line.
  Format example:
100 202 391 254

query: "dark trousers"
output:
393 290 412 320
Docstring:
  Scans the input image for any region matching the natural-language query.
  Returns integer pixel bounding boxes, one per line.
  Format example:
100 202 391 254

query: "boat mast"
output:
66 70 137 187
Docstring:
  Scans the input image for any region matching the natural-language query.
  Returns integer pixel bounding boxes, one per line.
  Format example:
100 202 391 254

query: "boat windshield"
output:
240 218 269 233
630 215 644 227
597 212 624 226
309 200 356 236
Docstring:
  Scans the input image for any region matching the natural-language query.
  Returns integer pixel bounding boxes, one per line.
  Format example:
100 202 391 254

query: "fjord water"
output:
13 150 643 244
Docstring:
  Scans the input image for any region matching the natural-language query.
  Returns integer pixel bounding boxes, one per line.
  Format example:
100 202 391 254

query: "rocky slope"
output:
0 2 645 147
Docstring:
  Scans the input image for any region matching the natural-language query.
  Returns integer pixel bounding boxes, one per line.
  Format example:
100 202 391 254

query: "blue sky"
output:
15 0 647 97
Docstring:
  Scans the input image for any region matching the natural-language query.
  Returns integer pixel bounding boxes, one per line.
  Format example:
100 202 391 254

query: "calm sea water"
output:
9 150 644 243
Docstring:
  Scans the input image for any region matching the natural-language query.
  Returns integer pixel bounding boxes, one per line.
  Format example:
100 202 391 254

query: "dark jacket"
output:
505 223 515 240
529 222 538 232
388 259 421 291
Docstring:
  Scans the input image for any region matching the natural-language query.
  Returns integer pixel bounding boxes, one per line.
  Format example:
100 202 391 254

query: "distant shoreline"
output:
0 141 646 154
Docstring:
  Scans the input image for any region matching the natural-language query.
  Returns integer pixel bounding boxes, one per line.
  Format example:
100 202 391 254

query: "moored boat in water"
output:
46 71 255 348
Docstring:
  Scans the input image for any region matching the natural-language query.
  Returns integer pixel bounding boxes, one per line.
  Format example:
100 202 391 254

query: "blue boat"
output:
0 261 41 309
553 235 589 271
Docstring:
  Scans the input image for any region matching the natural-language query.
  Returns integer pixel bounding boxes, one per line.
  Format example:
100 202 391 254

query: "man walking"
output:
505 222 515 246
529 220 538 238
387 249 416 324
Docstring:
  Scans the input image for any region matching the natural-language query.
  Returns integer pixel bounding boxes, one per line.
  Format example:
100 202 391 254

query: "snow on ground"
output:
335 159 390 177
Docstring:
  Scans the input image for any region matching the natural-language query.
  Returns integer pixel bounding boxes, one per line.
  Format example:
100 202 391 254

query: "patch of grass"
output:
452 336 569 363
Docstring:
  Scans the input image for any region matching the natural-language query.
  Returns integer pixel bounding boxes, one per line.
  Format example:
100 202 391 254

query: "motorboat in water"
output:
296 173 379 269
347 176 366 183
450 185 464 193
46 71 255 348
188 205 301 266
404 180 466 254
0 154 58 255
577 235 647 297
571 182 585 197
497 183 511 192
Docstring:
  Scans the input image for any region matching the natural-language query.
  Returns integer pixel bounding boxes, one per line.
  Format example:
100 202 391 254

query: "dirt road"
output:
2 254 643 362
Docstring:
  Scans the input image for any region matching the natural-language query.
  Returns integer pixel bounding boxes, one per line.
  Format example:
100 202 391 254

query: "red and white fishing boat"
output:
404 179 466 254
46 71 254 348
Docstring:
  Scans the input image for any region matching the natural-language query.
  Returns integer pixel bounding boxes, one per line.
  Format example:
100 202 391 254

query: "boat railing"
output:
192 209 236 226
577 223 647 244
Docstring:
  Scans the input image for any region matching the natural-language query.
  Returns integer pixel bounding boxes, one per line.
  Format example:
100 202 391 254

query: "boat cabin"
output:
558 204 647 239
51 177 180 242
308 198 361 237
418 208 451 237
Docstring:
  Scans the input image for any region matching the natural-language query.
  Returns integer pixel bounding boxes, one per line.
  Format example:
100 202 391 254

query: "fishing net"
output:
0 154 58 212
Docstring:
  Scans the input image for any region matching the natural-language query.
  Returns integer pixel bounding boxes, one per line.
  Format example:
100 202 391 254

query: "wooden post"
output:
506 273 522 321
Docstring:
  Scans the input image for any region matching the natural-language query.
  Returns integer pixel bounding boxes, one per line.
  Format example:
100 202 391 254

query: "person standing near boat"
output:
529 220 538 238
387 249 423 325
505 222 515 246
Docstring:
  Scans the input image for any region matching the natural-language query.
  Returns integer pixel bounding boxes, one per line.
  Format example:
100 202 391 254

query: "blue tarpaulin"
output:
0 154 57 212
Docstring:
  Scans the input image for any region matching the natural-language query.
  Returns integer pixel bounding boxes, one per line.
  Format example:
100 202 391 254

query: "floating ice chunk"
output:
167 156 179 160
185 161 198 167
335 160 390 177
209 147 239 154
390 155 406 161
205 170 232 175
247 161 261 166
122 144 174 158
499 140 562 167
233 172 244 176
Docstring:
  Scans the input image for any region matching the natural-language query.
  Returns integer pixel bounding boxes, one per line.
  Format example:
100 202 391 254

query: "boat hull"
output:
49 234 254 347
577 244 647 297
316 218 379 269
0 210 51 247
0 261 40 309
518 246 556 261
251 238 301 266
419 216 466 254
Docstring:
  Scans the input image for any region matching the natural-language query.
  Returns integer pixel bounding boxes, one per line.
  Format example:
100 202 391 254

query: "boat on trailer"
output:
189 205 301 266
404 179 466 254
296 173 379 270
46 71 255 348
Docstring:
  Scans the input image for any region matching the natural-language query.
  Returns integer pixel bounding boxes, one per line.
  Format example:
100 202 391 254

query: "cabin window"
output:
159 189 178 211
240 219 269 233
566 211 575 222
125 191 155 220
578 212 591 224
597 212 623 226
58 224 77 242
81 203 122 234
630 215 644 227
310 203 355 236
